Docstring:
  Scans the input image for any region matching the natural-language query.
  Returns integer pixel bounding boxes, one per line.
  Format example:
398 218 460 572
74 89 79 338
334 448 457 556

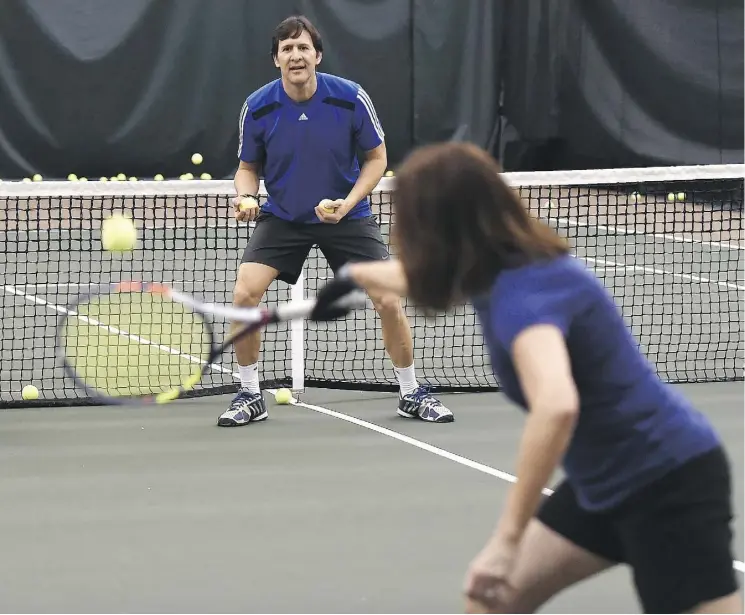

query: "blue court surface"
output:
0 382 741 613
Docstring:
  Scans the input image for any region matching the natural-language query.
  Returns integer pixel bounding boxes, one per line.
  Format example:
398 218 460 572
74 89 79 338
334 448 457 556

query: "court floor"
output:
0 381 741 613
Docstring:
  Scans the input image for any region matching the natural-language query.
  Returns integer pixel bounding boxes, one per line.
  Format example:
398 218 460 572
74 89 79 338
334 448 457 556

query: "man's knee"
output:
233 263 277 307
371 292 403 319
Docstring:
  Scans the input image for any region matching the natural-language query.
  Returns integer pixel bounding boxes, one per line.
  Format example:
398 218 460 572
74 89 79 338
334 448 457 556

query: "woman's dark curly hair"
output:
392 142 569 311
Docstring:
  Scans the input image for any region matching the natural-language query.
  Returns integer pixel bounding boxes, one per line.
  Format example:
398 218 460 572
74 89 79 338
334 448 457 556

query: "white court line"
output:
551 212 744 251
289 397 745 575
585 257 745 292
3 284 744 574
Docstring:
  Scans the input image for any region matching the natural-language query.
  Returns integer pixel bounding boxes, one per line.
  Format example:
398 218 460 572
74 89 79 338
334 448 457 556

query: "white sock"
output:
394 364 418 396
238 363 260 394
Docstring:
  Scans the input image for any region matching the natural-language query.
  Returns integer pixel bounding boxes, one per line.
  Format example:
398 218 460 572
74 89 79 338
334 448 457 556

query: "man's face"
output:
274 30 321 86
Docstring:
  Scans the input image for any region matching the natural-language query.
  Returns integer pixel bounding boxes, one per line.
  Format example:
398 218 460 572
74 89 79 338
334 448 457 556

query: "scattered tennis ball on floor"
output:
200 172 212 180
274 388 293 404
154 174 164 181
67 173 78 181
191 153 203 165
22 385 39 400
101 213 137 252
32 174 42 182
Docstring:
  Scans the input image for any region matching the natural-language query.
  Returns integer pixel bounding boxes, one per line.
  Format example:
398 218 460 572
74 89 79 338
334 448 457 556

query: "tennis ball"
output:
67 173 78 181
154 174 164 181
191 153 203 165
274 388 292 404
200 172 212 180
22 385 39 400
667 192 675 202
100 177 108 182
117 173 126 181
384 170 394 177
79 177 88 182
32 174 42 182
676 192 686 201
239 197 258 211
319 199 337 213
101 213 137 252
22 177 31 183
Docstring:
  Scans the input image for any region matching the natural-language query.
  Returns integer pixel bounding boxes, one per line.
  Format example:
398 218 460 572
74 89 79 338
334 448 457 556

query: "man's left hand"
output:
315 199 350 224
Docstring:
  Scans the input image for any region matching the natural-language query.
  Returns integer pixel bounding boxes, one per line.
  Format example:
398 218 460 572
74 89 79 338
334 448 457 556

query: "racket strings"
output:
62 292 210 397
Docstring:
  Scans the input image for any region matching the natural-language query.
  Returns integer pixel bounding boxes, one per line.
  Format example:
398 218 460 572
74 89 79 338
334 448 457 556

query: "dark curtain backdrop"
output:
0 0 741 179
500 0 744 170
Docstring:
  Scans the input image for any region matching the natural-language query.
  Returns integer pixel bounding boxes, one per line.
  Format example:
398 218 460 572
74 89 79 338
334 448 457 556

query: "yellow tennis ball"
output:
67 173 78 181
154 174 164 181
191 153 203 165
384 170 394 177
101 213 137 252
32 174 42 182
274 388 292 404
240 197 258 211
667 192 675 202
200 172 212 180
22 385 39 400
116 173 126 181
676 192 686 201
319 199 337 213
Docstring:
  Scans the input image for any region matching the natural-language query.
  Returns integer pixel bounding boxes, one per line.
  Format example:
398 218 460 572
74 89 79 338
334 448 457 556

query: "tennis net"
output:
1 164 743 406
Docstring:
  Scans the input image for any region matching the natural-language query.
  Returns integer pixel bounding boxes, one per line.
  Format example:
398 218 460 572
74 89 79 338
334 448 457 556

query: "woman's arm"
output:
493 324 579 544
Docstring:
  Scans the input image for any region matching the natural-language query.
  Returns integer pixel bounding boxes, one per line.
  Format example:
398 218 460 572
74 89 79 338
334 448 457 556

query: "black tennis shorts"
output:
538 446 738 613
241 212 389 284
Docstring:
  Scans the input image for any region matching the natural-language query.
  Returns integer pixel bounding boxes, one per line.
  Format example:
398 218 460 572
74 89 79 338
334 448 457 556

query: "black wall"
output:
0 0 741 179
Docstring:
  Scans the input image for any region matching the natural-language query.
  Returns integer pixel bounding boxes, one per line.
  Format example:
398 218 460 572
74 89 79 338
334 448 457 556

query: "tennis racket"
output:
55 281 365 405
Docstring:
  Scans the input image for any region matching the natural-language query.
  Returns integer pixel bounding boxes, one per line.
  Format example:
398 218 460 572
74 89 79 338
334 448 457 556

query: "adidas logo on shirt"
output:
298 113 308 121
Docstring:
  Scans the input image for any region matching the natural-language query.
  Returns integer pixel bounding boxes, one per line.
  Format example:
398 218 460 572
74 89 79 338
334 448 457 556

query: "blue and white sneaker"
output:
398 386 454 423
217 389 268 427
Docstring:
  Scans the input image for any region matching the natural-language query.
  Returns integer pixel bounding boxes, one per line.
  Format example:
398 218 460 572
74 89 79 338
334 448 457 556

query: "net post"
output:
290 270 305 392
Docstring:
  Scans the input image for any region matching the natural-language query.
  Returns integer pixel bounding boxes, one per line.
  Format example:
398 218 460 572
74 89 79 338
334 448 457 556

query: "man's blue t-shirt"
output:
237 72 384 223
472 255 720 512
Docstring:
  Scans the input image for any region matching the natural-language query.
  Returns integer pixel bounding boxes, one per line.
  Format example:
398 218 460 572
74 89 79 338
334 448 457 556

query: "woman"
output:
311 142 741 613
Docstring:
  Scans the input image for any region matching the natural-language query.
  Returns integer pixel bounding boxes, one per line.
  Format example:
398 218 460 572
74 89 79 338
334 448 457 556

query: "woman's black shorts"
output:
537 447 739 613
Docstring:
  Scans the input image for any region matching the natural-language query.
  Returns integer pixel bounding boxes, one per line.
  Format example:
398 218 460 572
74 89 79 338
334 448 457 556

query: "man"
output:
218 15 453 426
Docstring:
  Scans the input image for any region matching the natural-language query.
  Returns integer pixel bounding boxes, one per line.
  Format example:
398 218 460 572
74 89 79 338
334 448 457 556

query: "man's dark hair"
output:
392 142 570 312
271 15 323 58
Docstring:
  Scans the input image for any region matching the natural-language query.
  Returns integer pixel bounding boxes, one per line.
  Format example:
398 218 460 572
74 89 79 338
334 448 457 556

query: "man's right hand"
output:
233 194 260 222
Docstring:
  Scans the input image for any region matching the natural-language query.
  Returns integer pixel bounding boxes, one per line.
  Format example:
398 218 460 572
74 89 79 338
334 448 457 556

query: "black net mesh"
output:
1 171 742 406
